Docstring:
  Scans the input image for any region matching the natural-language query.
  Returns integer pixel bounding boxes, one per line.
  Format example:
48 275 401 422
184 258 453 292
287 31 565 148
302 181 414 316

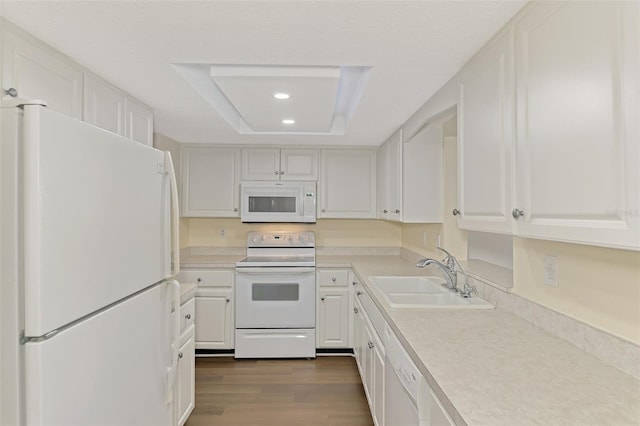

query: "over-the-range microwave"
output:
240 180 316 223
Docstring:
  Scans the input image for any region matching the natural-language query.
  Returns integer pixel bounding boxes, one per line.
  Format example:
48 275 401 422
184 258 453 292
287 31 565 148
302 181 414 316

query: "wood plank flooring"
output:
185 356 373 426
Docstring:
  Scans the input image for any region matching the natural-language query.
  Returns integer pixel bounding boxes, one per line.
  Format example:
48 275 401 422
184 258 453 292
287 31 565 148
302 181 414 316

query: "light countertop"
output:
181 253 640 425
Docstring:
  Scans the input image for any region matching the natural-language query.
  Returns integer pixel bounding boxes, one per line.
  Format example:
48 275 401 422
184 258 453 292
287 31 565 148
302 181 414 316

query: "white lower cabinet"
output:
352 283 385 426
317 269 350 348
178 269 235 350
176 297 195 426
317 288 349 348
176 323 195 426
194 288 233 350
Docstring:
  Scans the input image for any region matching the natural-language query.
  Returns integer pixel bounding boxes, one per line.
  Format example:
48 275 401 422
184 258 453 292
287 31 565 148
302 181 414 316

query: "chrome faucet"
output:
416 247 478 298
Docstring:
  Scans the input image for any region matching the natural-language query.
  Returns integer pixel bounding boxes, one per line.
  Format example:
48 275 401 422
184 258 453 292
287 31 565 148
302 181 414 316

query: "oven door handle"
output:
235 267 316 274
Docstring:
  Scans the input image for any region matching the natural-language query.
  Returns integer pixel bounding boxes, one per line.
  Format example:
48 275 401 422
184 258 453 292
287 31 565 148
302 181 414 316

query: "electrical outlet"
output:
543 255 558 287
220 229 226 237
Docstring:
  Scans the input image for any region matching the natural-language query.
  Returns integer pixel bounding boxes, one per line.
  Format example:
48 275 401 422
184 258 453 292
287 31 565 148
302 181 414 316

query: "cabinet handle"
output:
233 207 238 212
321 297 325 301
368 341 374 349
275 171 279 175
383 209 388 214
331 277 336 282
178 352 183 359
4 88 18 98
352 281 357 286
226 298 230 303
452 208 460 216
395 209 400 214
197 278 202 283
321 209 326 213
280 170 285 175
354 307 359 314
185 313 191 320
356 291 362 296
512 208 525 219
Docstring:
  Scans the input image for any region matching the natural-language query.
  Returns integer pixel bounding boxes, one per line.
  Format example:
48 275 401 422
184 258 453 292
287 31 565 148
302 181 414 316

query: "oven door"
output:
235 267 315 328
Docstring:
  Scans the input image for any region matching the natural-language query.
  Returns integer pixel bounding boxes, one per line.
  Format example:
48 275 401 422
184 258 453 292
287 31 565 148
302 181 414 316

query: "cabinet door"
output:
194 290 233 349
182 147 240 217
83 74 125 136
386 131 403 222
403 125 443 223
2 28 82 119
317 288 349 348
376 144 389 219
176 326 195 426
280 149 318 181
457 29 514 234
319 149 376 218
514 1 639 249
372 342 385 426
241 148 281 180
353 300 366 378
124 97 154 146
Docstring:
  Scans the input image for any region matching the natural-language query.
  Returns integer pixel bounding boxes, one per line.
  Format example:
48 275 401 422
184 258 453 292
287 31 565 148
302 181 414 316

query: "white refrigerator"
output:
1 103 182 425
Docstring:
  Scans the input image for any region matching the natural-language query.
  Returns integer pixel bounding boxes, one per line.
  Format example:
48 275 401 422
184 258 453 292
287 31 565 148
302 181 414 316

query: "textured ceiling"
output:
1 0 527 146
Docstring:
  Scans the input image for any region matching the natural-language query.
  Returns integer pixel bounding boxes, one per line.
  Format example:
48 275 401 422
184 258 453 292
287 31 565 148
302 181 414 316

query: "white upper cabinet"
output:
457 29 514 234
2 26 83 119
241 148 318 181
125 97 154 146
83 74 126 136
181 146 241 217
319 149 376 219
386 130 403 222
377 127 443 223
513 1 639 250
2 22 154 145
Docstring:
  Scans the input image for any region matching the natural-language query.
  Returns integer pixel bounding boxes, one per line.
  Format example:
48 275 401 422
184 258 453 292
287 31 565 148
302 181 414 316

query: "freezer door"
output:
21 105 171 337
24 282 174 426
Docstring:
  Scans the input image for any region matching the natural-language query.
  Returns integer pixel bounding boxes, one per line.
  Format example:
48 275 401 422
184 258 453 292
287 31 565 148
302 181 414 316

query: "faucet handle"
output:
436 247 456 269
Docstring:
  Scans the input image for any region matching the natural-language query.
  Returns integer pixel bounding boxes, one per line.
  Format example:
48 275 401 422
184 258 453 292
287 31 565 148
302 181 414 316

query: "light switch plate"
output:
543 255 558 287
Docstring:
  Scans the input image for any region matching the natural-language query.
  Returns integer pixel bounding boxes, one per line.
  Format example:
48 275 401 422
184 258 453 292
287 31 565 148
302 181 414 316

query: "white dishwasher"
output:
384 326 421 426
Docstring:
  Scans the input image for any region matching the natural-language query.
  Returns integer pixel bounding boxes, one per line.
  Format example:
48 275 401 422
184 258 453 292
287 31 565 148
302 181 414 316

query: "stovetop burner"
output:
235 231 316 268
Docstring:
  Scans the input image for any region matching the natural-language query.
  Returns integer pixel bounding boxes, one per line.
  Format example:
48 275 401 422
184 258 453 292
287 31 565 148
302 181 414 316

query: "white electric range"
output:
234 231 316 358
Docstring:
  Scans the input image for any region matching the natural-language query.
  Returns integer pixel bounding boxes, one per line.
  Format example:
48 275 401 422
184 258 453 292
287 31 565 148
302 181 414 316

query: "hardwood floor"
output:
185 356 373 426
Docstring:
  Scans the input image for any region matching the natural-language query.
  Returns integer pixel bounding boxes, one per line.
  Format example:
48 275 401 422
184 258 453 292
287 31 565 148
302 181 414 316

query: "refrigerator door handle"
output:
166 279 181 404
164 151 180 278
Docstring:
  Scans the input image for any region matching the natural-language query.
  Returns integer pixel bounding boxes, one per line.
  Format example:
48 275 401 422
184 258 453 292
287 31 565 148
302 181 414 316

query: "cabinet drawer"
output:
180 298 195 332
178 270 233 287
318 270 349 287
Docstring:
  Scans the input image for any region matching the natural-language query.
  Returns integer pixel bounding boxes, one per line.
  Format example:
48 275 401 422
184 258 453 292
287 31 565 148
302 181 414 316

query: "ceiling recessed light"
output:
273 92 290 100
282 119 295 125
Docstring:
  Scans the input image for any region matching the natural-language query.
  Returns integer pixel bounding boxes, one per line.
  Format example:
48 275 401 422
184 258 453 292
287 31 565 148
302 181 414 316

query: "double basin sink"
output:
368 276 494 309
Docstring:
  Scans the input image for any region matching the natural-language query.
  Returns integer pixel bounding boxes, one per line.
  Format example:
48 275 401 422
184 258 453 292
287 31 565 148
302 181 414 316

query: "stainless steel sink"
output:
368 276 494 309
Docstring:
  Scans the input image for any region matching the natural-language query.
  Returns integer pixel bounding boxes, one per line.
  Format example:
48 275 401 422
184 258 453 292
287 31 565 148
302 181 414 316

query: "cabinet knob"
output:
185 313 191 320
197 278 202 283
395 209 400 214
321 297 325 301
368 341 374 349
226 298 230 303
512 208 525 219
275 171 279 175
233 207 238 212
354 307 359 314
331 277 336 282
321 209 326 213
383 209 388 214
452 208 460 216
352 281 357 286
4 88 18 98
178 352 183 359
280 170 285 175
356 291 362 296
